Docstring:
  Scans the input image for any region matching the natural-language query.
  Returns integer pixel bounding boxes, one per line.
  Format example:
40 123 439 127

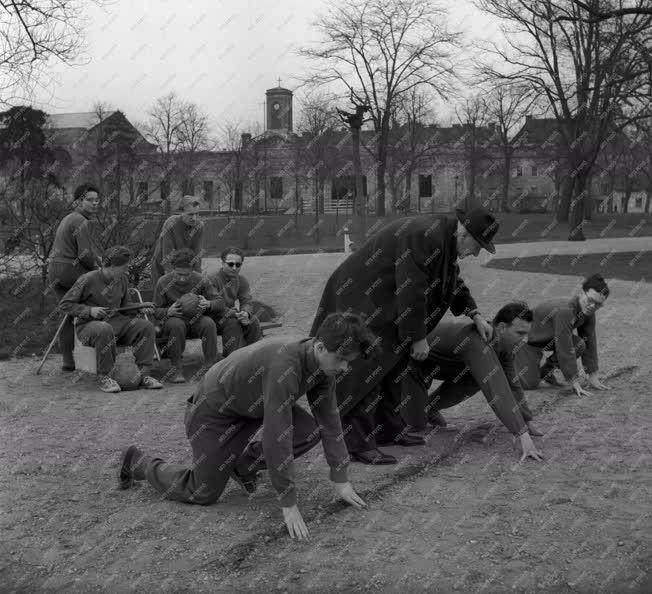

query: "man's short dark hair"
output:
221 247 244 261
103 245 132 267
582 273 610 297
73 183 100 202
170 248 196 269
493 301 533 326
315 312 380 359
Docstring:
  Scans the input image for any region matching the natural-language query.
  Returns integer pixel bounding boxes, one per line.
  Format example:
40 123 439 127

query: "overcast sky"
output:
32 0 501 135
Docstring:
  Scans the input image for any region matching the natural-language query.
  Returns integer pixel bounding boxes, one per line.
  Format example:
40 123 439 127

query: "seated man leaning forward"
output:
59 245 163 393
206 247 262 357
118 312 376 541
404 302 544 462
153 248 222 383
528 273 610 397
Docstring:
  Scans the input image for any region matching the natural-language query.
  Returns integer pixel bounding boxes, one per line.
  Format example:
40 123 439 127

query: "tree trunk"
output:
621 184 631 213
568 174 587 241
557 175 574 222
403 169 414 214
501 155 511 212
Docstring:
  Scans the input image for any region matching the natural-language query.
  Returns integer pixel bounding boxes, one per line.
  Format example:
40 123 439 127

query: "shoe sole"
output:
118 446 138 490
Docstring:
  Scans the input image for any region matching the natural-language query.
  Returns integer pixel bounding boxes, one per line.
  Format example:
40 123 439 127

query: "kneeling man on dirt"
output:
59 245 163 393
119 313 376 540
404 301 544 462
527 273 610 396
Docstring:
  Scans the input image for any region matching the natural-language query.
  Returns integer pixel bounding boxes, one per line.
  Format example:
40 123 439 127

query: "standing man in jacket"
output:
310 208 499 465
150 195 205 289
206 247 262 357
119 313 376 541
47 183 104 372
403 302 544 461
528 273 610 396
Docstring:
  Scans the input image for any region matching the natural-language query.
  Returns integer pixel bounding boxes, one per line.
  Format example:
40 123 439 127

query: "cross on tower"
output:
277 76 282 87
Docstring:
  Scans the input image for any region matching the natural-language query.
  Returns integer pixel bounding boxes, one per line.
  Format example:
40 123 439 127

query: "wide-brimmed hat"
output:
455 207 499 254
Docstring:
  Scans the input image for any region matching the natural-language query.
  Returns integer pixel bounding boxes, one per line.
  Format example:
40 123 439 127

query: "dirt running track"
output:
1 256 650 593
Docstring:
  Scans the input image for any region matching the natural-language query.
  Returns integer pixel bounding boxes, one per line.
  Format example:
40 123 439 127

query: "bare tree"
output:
0 1 100 105
386 88 438 213
556 0 652 21
477 0 652 240
484 83 537 212
300 0 461 215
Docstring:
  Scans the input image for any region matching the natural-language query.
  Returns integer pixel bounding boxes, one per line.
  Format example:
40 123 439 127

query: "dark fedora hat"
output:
455 207 499 254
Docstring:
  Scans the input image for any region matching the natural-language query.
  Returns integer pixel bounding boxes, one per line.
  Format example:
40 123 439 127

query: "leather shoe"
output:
118 445 144 490
378 433 426 447
428 411 448 427
350 449 397 465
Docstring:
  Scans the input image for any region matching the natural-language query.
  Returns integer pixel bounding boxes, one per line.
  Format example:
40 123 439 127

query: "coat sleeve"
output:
153 279 170 319
203 274 228 315
237 275 255 315
449 270 478 317
394 224 442 342
306 376 349 483
502 349 533 423
59 275 93 319
552 309 581 382
577 314 599 374
159 219 177 270
261 359 301 508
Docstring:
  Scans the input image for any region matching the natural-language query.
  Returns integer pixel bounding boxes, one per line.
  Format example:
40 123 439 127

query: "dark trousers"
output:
160 316 220 367
136 396 321 505
76 316 155 375
48 261 93 368
536 335 586 378
219 316 262 357
407 336 532 433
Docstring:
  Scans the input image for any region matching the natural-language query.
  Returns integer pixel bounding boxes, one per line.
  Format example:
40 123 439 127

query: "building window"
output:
203 180 214 208
160 180 170 201
182 180 195 196
515 165 523 177
331 176 367 201
635 197 643 208
601 182 610 194
270 176 283 200
137 181 148 200
530 165 537 177
418 174 432 198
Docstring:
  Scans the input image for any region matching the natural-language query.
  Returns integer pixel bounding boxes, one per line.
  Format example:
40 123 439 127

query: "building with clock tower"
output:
266 82 293 131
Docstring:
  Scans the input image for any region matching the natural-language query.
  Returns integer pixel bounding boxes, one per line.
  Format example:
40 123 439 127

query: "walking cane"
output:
35 315 68 375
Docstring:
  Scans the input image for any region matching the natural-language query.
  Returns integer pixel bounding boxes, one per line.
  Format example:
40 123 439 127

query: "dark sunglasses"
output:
225 262 242 268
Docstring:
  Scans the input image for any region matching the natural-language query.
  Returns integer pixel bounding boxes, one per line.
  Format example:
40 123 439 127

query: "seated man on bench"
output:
59 245 163 393
207 247 262 357
153 249 222 383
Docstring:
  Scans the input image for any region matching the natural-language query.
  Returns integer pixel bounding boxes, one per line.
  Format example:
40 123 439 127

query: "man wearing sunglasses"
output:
206 247 262 357
527 273 610 397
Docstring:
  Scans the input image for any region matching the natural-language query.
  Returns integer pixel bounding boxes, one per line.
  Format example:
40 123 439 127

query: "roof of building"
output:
513 116 559 146
47 111 116 130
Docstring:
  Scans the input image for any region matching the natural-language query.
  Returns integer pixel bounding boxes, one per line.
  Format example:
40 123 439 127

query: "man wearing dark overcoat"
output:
309 207 499 464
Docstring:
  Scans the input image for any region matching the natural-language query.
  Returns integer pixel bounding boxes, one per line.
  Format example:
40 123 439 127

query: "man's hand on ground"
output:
282 504 309 541
333 482 367 509
572 380 594 397
587 373 608 390
519 432 544 462
410 338 430 361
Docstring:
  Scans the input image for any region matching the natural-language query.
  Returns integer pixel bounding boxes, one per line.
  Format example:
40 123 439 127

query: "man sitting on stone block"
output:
153 248 222 383
527 273 610 397
206 247 262 357
59 245 163 393
402 302 544 462
118 313 376 541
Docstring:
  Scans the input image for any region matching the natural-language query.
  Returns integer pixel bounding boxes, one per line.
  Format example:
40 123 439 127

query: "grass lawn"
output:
486 251 651 282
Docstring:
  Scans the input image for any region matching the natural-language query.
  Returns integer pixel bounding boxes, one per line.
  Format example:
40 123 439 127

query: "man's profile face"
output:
456 226 482 259
81 191 100 214
579 288 607 315
498 318 531 345
314 342 358 376
222 253 243 276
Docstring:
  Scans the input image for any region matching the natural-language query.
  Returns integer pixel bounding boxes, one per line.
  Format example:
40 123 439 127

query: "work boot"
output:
231 468 259 494
118 445 146 489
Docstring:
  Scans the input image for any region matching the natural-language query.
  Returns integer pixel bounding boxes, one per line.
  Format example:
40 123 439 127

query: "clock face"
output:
273 102 280 111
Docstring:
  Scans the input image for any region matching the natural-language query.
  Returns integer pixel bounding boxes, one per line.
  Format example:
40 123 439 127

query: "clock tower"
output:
266 81 293 131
